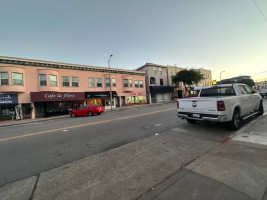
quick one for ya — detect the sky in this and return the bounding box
[0,0,267,82]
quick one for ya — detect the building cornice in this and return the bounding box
[0,56,145,76]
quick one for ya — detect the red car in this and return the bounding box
[70,104,104,118]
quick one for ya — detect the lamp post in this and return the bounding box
[220,71,225,84]
[108,54,113,110]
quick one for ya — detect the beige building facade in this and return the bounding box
[0,56,146,121]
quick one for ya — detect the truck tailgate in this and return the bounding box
[178,98,218,114]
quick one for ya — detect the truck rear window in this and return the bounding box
[200,86,236,97]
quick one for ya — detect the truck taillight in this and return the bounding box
[217,101,225,111]
[177,101,179,109]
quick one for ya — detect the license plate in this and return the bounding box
[192,114,200,118]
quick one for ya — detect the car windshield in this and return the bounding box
[200,86,236,97]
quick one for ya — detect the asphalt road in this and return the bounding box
[0,101,266,186]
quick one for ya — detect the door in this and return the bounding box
[121,96,125,106]
[115,97,120,107]
[244,85,259,111]
[238,85,253,116]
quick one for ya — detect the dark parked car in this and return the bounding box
[70,105,104,117]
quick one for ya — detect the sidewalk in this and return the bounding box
[139,113,267,200]
[0,108,267,200]
[0,101,174,128]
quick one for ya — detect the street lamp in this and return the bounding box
[108,54,113,110]
[220,71,225,84]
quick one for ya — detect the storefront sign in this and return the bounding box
[31,92,85,102]
[85,91,117,98]
[128,93,146,96]
[0,94,18,106]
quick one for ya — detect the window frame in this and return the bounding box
[0,72,9,86]
[139,80,144,88]
[112,78,116,87]
[61,76,70,87]
[71,77,79,87]
[96,78,103,88]
[105,78,110,87]
[129,79,132,87]
[38,74,47,86]
[12,72,24,86]
[134,80,139,88]
[160,79,163,86]
[88,77,95,88]
[154,67,157,74]
[49,74,58,87]
[123,79,129,87]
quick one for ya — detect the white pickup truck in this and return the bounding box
[177,84,264,130]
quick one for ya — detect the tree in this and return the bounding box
[172,69,204,91]
[239,78,255,87]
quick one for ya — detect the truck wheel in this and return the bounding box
[186,118,196,123]
[257,101,264,115]
[229,110,240,130]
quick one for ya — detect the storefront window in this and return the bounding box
[96,78,102,87]
[12,72,23,86]
[123,79,128,87]
[71,77,79,87]
[88,78,95,87]
[126,96,134,104]
[112,78,116,87]
[62,76,70,87]
[22,104,32,118]
[135,96,146,103]
[139,80,144,88]
[105,78,110,87]
[49,75,57,86]
[0,72,9,85]
[135,80,139,88]
[39,74,47,86]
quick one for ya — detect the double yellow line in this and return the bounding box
[0,108,176,143]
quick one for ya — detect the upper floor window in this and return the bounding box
[12,72,23,86]
[88,78,95,87]
[105,78,110,87]
[123,79,128,87]
[38,74,47,86]
[150,77,156,85]
[96,78,102,87]
[139,80,144,88]
[71,77,79,87]
[129,79,132,87]
[135,80,139,88]
[0,72,9,86]
[171,70,176,76]
[62,76,70,87]
[154,67,157,74]
[112,78,116,87]
[49,75,57,87]
[159,68,162,75]
[160,79,164,86]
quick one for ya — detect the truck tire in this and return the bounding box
[228,109,241,130]
[257,101,264,115]
[186,118,196,123]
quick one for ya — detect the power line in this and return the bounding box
[252,0,267,23]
